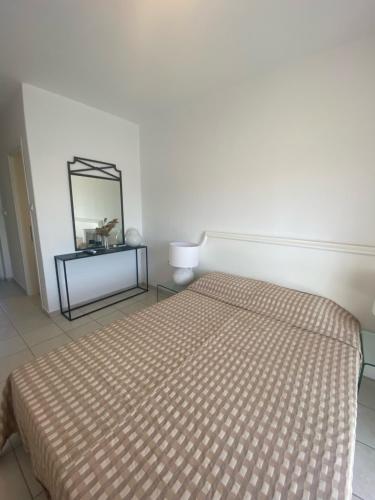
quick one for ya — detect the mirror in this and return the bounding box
[68,157,125,250]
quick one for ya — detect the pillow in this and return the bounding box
[189,272,360,349]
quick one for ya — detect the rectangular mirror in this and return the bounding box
[68,157,125,250]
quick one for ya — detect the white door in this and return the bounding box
[9,151,40,295]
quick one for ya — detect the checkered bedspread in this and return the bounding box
[0,273,361,499]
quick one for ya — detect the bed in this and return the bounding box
[0,272,361,499]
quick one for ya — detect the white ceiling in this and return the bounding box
[1,0,375,121]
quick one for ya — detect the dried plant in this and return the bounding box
[95,218,119,237]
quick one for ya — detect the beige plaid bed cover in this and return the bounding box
[0,273,361,499]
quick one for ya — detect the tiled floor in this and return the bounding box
[0,280,374,499]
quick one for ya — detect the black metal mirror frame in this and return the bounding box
[68,156,125,251]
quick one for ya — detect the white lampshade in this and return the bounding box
[169,241,200,268]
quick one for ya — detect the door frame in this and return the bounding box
[8,145,41,295]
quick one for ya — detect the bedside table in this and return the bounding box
[156,281,188,302]
[359,330,375,387]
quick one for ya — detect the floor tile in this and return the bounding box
[353,442,375,500]
[0,336,27,358]
[0,449,31,499]
[67,321,101,341]
[89,306,118,320]
[356,404,375,449]
[110,290,152,311]
[11,313,53,335]
[14,446,44,497]
[52,314,92,331]
[0,298,41,317]
[47,309,62,319]
[156,289,175,302]
[20,323,64,347]
[65,294,140,319]
[0,350,34,380]
[96,310,126,326]
[0,280,25,299]
[30,334,71,357]
[0,323,19,341]
[29,294,42,306]
[143,289,157,301]
[119,300,150,315]
[0,310,12,325]
[359,377,375,411]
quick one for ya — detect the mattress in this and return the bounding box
[0,272,361,499]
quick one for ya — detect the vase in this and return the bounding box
[125,228,142,247]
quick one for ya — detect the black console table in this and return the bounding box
[54,245,148,321]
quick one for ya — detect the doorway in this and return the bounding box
[8,149,40,296]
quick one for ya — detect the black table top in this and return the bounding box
[55,245,147,261]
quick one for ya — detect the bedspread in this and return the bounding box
[0,272,361,499]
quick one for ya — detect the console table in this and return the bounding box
[54,245,148,320]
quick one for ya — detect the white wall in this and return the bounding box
[22,84,142,313]
[140,36,375,291]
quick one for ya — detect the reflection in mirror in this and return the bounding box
[68,158,124,250]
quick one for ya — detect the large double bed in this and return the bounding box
[0,272,361,499]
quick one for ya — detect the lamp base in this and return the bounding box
[172,268,194,286]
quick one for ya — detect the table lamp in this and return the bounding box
[169,241,200,285]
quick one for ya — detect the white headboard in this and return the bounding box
[199,231,375,331]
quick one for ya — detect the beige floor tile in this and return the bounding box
[353,442,375,500]
[0,311,12,325]
[20,323,64,347]
[117,300,149,315]
[0,336,27,358]
[30,334,71,357]
[143,288,157,299]
[89,306,118,320]
[11,313,53,335]
[52,314,92,331]
[67,321,101,341]
[47,309,62,319]
[110,290,153,311]
[359,377,375,412]
[14,446,44,497]
[0,449,31,499]
[131,290,155,302]
[0,280,25,299]
[0,323,19,341]
[29,294,42,306]
[1,299,41,317]
[357,404,375,449]
[156,289,174,302]
[65,296,129,319]
[96,310,126,327]
[0,350,34,380]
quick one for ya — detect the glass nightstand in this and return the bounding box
[359,330,375,387]
[156,281,188,302]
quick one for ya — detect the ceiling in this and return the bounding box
[1,0,375,121]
